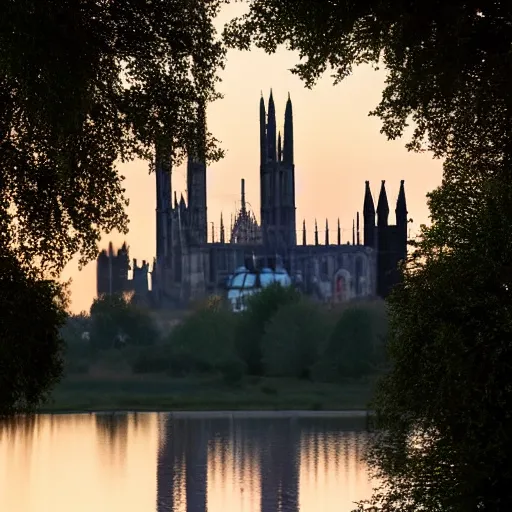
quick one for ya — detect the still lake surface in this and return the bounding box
[0,412,373,512]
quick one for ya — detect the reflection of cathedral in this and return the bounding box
[154,414,370,512]
[97,91,408,307]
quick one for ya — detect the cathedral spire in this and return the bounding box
[302,220,307,246]
[277,131,282,162]
[314,219,319,246]
[396,179,407,226]
[220,213,225,243]
[267,89,277,162]
[337,218,341,245]
[377,180,390,226]
[241,178,246,214]
[363,181,376,248]
[356,212,360,245]
[283,93,294,165]
[325,218,329,246]
[211,222,215,243]
[260,93,267,166]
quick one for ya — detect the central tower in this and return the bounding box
[260,90,297,253]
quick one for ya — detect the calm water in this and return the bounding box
[0,412,373,512]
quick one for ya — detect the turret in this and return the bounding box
[277,131,282,162]
[325,219,329,246]
[337,218,341,245]
[314,219,319,246]
[363,181,376,248]
[302,220,307,246]
[352,219,355,245]
[377,180,389,227]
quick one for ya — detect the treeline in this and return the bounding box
[62,286,389,384]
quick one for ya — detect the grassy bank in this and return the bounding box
[42,373,377,413]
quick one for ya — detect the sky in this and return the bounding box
[62,3,443,314]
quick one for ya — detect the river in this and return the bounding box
[0,412,373,512]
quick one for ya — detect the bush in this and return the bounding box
[235,283,302,375]
[312,300,388,382]
[89,294,159,350]
[261,299,332,379]
[167,306,240,375]
[131,345,172,374]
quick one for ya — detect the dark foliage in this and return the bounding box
[0,251,66,415]
[235,283,302,375]
[89,293,159,350]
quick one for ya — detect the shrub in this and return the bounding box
[167,306,240,375]
[89,294,159,350]
[235,283,301,375]
[261,299,331,379]
[312,300,388,382]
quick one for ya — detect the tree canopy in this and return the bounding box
[224,1,512,169]
[1,0,226,272]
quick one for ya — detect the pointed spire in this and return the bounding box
[220,213,225,243]
[267,89,277,162]
[211,222,215,243]
[325,218,329,246]
[337,218,341,245]
[352,219,355,245]
[277,131,282,162]
[356,212,360,245]
[283,93,294,166]
[302,219,307,246]
[314,219,319,246]
[174,191,178,209]
[363,180,375,216]
[396,179,407,225]
[179,192,186,209]
[241,178,246,213]
[377,180,389,226]
[260,93,267,165]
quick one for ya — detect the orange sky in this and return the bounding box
[62,3,443,314]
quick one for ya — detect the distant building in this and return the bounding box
[96,91,408,307]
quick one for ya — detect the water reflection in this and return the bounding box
[0,413,372,512]
[156,415,372,512]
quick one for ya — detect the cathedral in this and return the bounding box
[96,91,408,308]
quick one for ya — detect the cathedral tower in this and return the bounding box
[187,102,208,245]
[260,90,297,253]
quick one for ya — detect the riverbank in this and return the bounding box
[42,374,377,413]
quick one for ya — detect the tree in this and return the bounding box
[235,283,301,375]
[224,2,512,174]
[261,299,329,379]
[0,250,66,415]
[1,0,225,272]
[89,293,159,350]
[167,306,241,376]
[313,301,387,382]
[0,0,226,412]
[225,3,512,509]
